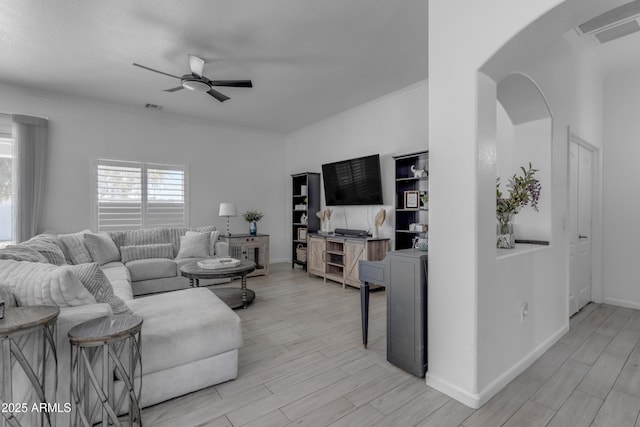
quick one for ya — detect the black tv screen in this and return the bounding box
[322,154,383,206]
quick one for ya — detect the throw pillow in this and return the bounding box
[123,227,171,246]
[176,232,210,259]
[84,232,120,265]
[67,263,131,315]
[0,260,96,307]
[58,230,93,264]
[120,243,175,263]
[0,245,48,263]
[21,235,67,265]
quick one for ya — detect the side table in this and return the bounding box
[0,306,60,427]
[68,315,143,427]
[220,234,269,277]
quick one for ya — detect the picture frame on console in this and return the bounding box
[404,190,419,209]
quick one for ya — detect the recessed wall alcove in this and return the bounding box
[496,72,552,244]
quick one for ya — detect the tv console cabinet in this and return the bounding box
[307,234,389,288]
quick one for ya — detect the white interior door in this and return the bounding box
[569,141,593,316]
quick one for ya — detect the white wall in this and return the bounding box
[285,81,428,248]
[429,0,608,408]
[479,34,605,402]
[0,83,290,261]
[603,67,640,309]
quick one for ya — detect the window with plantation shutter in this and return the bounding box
[146,164,186,227]
[95,159,187,231]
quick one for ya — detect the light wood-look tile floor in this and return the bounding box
[141,263,640,426]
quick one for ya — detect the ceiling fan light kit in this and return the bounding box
[133,54,252,102]
[182,79,210,92]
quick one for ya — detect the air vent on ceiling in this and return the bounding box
[578,0,640,44]
[594,20,640,43]
[144,103,163,110]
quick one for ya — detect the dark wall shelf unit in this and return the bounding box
[394,151,429,250]
[292,173,321,269]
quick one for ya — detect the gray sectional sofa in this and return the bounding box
[0,225,243,424]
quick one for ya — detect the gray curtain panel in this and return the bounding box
[12,114,48,243]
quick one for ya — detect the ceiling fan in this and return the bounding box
[132,54,252,102]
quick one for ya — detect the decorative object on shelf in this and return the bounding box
[298,228,307,241]
[243,210,264,236]
[219,202,237,236]
[324,209,332,233]
[411,165,428,178]
[300,213,308,225]
[294,204,306,210]
[413,237,428,251]
[296,244,307,262]
[409,223,428,232]
[316,209,333,233]
[421,193,428,208]
[496,163,541,249]
[301,185,308,196]
[404,190,419,209]
[372,208,386,238]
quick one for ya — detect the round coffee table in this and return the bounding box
[180,260,256,309]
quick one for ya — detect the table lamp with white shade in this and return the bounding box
[219,202,237,236]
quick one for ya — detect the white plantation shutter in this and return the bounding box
[96,160,143,231]
[146,164,186,227]
[96,160,187,231]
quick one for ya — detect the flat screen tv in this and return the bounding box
[322,154,383,206]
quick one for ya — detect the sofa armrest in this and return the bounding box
[215,241,229,257]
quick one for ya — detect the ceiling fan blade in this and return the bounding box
[211,80,253,88]
[207,88,230,102]
[189,54,205,77]
[164,86,184,92]
[132,63,182,80]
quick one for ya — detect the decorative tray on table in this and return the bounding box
[197,257,241,270]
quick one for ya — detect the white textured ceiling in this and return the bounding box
[0,0,428,133]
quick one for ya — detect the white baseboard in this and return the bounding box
[603,297,640,310]
[425,374,481,409]
[475,324,568,407]
[270,258,290,264]
[427,323,569,409]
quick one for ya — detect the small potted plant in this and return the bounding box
[496,163,541,248]
[243,210,264,236]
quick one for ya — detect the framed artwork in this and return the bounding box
[298,227,307,241]
[404,190,419,209]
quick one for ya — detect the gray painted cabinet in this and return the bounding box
[360,248,428,377]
